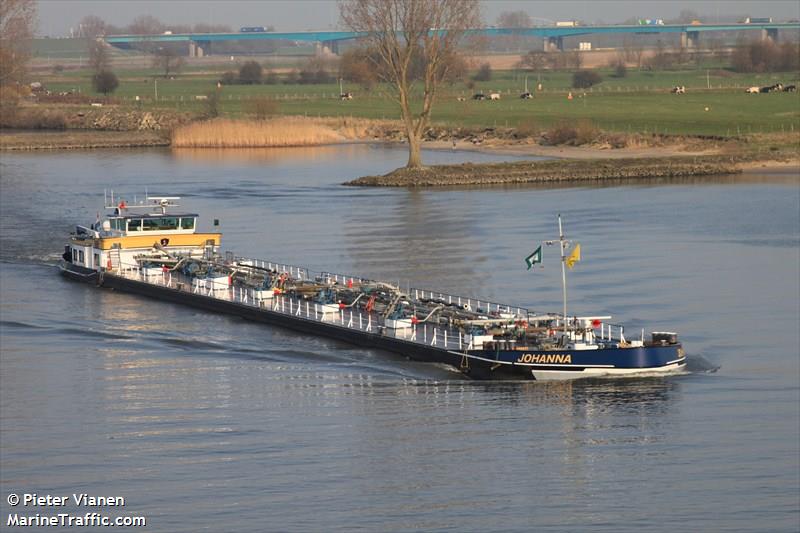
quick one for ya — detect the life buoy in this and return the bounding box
[106,258,112,270]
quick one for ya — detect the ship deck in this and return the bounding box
[110,255,532,356]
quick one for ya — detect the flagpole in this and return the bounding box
[558,214,568,339]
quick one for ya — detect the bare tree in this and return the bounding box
[88,39,111,73]
[670,9,700,24]
[0,0,36,85]
[152,46,185,77]
[339,0,480,169]
[193,23,232,33]
[78,15,106,37]
[566,50,583,70]
[496,10,531,28]
[339,47,378,90]
[496,10,531,51]
[517,51,548,73]
[621,37,644,69]
[128,14,163,35]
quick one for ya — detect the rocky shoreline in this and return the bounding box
[344,157,743,187]
[0,130,169,150]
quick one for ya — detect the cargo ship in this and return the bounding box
[60,194,686,380]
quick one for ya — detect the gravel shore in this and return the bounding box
[344,156,743,187]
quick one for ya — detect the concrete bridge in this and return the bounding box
[104,22,800,57]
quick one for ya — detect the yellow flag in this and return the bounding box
[566,243,581,269]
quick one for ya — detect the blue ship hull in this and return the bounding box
[465,344,685,379]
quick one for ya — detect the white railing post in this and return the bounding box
[431,328,437,346]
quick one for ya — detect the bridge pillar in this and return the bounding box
[322,40,340,54]
[189,41,205,58]
[761,28,779,42]
[680,31,699,49]
[543,36,563,52]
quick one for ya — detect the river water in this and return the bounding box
[1,145,798,532]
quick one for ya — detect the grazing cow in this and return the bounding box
[472,93,486,100]
[670,86,686,94]
[520,92,532,99]
[746,86,760,94]
[488,92,501,100]
[456,96,466,101]
[340,92,353,100]
[759,84,782,93]
[784,85,797,92]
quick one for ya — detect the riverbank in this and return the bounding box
[2,112,797,187]
[0,129,169,150]
[344,156,749,187]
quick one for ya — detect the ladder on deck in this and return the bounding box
[109,246,122,272]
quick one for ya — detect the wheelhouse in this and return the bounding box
[64,195,220,272]
[106,214,198,234]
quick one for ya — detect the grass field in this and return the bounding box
[33,64,800,137]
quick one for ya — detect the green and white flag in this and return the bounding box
[525,245,542,270]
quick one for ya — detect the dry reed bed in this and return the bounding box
[171,117,394,148]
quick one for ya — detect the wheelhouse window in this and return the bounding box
[180,217,195,230]
[142,217,179,231]
[110,218,124,231]
[127,219,142,231]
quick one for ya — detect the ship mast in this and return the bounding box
[558,214,569,338]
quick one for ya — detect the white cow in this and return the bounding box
[488,92,501,100]
[745,86,760,94]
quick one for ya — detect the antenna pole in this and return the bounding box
[558,214,568,338]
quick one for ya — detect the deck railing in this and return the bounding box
[111,258,508,353]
